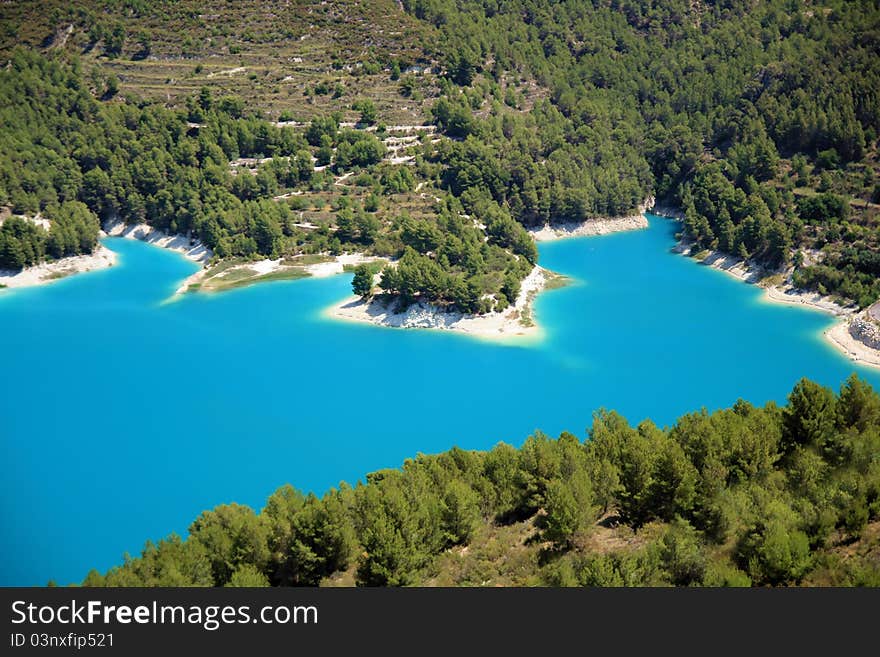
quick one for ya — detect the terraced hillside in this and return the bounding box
[2,0,878,319]
[0,0,437,123]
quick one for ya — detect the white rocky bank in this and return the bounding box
[673,231,880,370]
[326,265,550,339]
[326,207,664,340]
[0,244,117,288]
[0,217,214,290]
[850,314,880,351]
[104,218,213,264]
[529,199,655,241]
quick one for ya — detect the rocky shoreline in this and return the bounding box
[529,200,655,241]
[325,265,552,340]
[104,218,213,264]
[850,314,880,351]
[0,244,117,289]
[8,203,877,366]
[326,206,659,340]
[0,217,212,291]
[175,252,383,296]
[673,234,880,370]
[529,213,648,241]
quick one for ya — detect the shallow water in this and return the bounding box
[1,214,877,585]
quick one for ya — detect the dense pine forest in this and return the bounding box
[403,0,880,306]
[1,0,878,309]
[79,376,880,587]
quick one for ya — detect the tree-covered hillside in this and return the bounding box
[0,0,434,122]
[0,51,534,312]
[2,0,878,310]
[402,0,880,306]
[80,376,880,587]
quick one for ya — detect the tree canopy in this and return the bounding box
[3,0,878,307]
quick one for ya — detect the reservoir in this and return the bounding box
[1,214,877,585]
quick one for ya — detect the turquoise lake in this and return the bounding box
[2,214,878,585]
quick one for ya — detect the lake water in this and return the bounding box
[2,214,878,585]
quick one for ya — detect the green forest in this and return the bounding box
[0,50,534,312]
[2,0,878,310]
[403,0,880,306]
[80,376,880,587]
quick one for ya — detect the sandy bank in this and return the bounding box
[0,244,117,289]
[0,213,119,290]
[325,265,551,340]
[826,318,880,369]
[680,243,853,317]
[104,218,213,264]
[304,254,377,278]
[174,252,383,295]
[674,233,880,370]
[0,217,214,291]
[529,213,648,241]
[530,200,655,242]
[327,202,660,339]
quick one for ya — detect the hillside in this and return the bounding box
[1,0,878,313]
[80,375,880,587]
[1,0,436,123]
[397,0,880,305]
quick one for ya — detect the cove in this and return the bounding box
[1,213,878,586]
